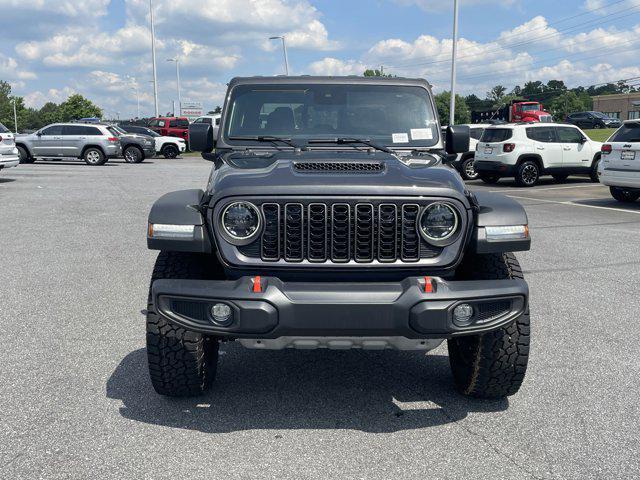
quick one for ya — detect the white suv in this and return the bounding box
[598,120,640,203]
[450,123,491,180]
[0,122,19,173]
[474,123,602,187]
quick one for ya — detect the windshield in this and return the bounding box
[0,122,9,133]
[143,128,160,137]
[224,83,438,148]
[610,123,640,142]
[590,111,609,119]
[520,104,540,112]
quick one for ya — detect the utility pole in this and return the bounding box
[149,0,159,117]
[449,0,459,126]
[167,57,181,115]
[380,65,384,76]
[269,36,289,75]
[11,98,18,133]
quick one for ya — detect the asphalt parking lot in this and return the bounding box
[1,157,639,479]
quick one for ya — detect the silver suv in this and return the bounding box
[16,123,122,166]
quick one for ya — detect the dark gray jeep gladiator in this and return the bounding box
[146,76,531,399]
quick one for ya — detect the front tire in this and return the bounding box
[590,156,601,183]
[123,145,144,163]
[610,186,640,203]
[460,156,480,180]
[83,147,107,166]
[448,253,530,399]
[162,144,179,159]
[146,251,220,397]
[515,160,539,187]
[17,145,35,164]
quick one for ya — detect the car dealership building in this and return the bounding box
[592,92,640,121]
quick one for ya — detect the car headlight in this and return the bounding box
[419,202,459,245]
[220,201,261,244]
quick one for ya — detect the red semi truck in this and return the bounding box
[472,100,553,124]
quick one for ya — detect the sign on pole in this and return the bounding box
[180,101,204,120]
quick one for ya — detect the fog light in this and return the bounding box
[453,303,474,326]
[211,303,233,326]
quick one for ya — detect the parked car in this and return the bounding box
[119,125,187,158]
[566,111,621,130]
[598,120,640,202]
[0,122,20,173]
[474,123,602,186]
[15,123,121,166]
[148,117,190,143]
[448,123,491,180]
[144,75,532,400]
[193,114,221,140]
[109,125,156,163]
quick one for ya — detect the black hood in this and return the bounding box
[206,150,470,206]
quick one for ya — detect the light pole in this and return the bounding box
[269,35,289,75]
[167,57,181,115]
[149,0,159,117]
[10,98,18,133]
[449,0,459,126]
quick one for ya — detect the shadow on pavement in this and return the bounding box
[0,177,16,183]
[572,198,640,212]
[467,176,593,188]
[106,344,507,434]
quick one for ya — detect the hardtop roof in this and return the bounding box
[228,75,432,88]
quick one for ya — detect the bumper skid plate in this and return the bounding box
[152,276,528,342]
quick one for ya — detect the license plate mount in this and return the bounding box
[621,150,636,160]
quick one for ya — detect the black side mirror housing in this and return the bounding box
[445,125,470,154]
[189,122,215,153]
[580,136,587,144]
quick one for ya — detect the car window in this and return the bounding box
[158,120,166,127]
[469,128,484,140]
[215,118,221,126]
[556,127,583,143]
[526,127,556,143]
[172,119,189,128]
[609,123,640,142]
[193,118,202,123]
[0,122,9,133]
[203,118,213,125]
[41,125,64,135]
[480,128,512,142]
[148,119,159,127]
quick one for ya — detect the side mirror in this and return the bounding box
[580,136,587,144]
[189,122,215,153]
[36,131,42,137]
[445,125,470,154]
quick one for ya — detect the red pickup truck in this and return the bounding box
[148,117,190,143]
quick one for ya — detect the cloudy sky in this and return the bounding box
[1,0,639,118]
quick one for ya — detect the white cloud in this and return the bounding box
[0,53,36,81]
[2,0,110,17]
[24,86,76,108]
[394,0,517,12]
[306,58,366,76]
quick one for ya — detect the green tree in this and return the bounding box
[363,68,393,77]
[59,94,102,121]
[487,85,507,102]
[548,91,591,120]
[434,91,470,125]
[522,81,545,97]
[546,80,567,92]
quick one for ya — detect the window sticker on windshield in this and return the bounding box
[410,128,433,140]
[392,133,409,143]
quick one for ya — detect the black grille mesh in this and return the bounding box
[476,301,511,323]
[294,162,385,173]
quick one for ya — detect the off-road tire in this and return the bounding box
[610,186,640,203]
[83,147,107,166]
[461,156,479,180]
[162,144,179,159]
[146,251,220,397]
[448,253,530,399]
[123,145,144,163]
[515,160,539,187]
[479,174,500,184]
[17,145,35,164]
[552,174,568,183]
[590,156,601,183]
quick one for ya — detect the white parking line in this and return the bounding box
[506,194,640,215]
[490,184,603,193]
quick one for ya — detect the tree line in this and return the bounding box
[0,80,102,132]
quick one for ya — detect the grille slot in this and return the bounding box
[294,162,384,173]
[245,200,449,264]
[284,203,304,261]
[476,301,511,323]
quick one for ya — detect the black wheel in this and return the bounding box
[610,186,640,203]
[460,156,480,180]
[123,145,144,163]
[594,123,603,129]
[17,145,34,164]
[147,251,221,397]
[162,144,179,159]
[479,174,500,184]
[515,160,539,187]
[83,147,106,166]
[448,253,530,399]
[552,174,568,183]
[590,156,600,183]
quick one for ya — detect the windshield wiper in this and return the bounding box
[228,135,300,149]
[307,137,394,154]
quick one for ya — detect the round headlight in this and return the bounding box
[221,202,261,242]
[419,202,459,244]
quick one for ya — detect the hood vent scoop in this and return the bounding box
[293,161,385,174]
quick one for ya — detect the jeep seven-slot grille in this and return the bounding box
[257,201,442,263]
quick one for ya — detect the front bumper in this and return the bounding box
[152,276,528,343]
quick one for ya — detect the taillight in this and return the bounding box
[108,137,119,142]
[503,143,515,152]
[601,144,612,154]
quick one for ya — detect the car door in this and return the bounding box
[556,126,590,169]
[526,126,562,169]
[33,125,63,156]
[60,125,85,157]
